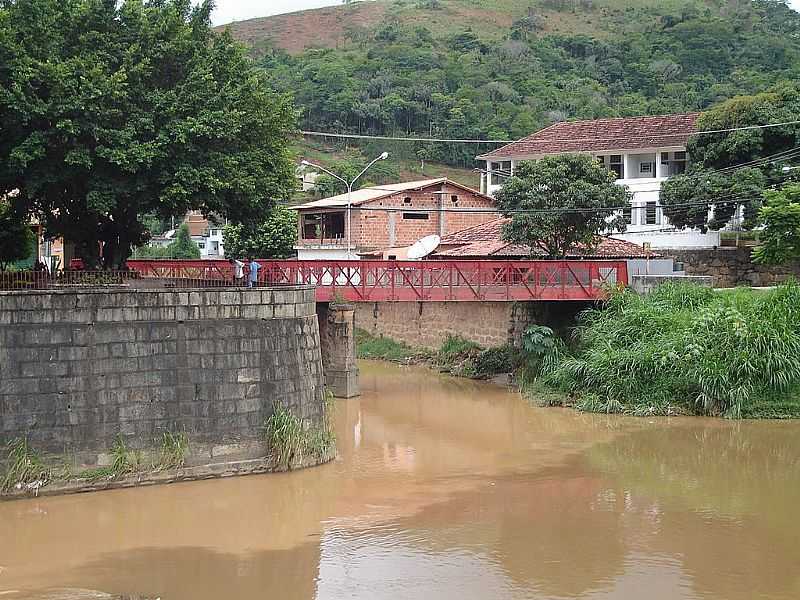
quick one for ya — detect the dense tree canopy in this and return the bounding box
[660,83,800,231]
[495,155,630,258]
[259,0,800,168]
[222,206,297,259]
[0,198,35,270]
[0,0,297,268]
[753,184,800,265]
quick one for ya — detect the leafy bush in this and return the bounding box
[473,346,517,378]
[540,281,800,418]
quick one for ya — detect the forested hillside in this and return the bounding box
[224,0,800,170]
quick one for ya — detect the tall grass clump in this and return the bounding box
[264,400,335,470]
[2,438,51,492]
[156,430,189,470]
[539,281,800,418]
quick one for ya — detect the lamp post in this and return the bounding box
[301,152,389,259]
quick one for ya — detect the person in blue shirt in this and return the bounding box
[247,257,260,288]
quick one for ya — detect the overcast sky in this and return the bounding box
[202,0,800,26]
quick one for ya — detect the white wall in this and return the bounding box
[483,148,719,249]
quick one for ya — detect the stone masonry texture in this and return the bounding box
[354,300,589,349]
[667,248,800,288]
[0,286,325,459]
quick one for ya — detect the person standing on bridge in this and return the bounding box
[247,257,261,288]
[229,257,245,286]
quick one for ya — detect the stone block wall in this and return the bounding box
[667,248,800,287]
[354,300,590,350]
[0,287,325,462]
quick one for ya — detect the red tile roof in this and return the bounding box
[478,113,700,160]
[436,218,656,259]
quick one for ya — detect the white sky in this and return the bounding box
[204,0,342,25]
[202,0,800,26]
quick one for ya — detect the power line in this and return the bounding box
[300,119,800,146]
[301,131,510,144]
[294,192,761,216]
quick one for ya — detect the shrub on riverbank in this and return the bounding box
[355,329,516,379]
[537,281,800,418]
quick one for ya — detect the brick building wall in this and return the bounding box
[667,248,800,287]
[353,184,496,250]
[0,287,326,464]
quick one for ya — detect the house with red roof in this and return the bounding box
[477,113,720,249]
[433,218,681,277]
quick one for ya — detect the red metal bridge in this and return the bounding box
[127,259,627,302]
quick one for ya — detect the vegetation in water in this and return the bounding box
[263,401,335,470]
[534,281,800,418]
[1,438,51,492]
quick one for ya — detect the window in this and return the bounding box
[403,196,412,205]
[623,206,633,225]
[672,151,687,175]
[645,202,660,225]
[402,212,429,220]
[301,212,345,240]
[197,242,206,249]
[451,195,459,205]
[639,162,653,175]
[662,151,687,176]
[490,160,511,186]
[599,155,624,179]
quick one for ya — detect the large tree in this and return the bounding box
[753,184,800,265]
[0,198,35,270]
[660,84,800,232]
[494,155,630,258]
[0,0,296,269]
[222,205,297,259]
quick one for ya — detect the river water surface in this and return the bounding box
[1,360,799,599]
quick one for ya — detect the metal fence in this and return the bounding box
[2,259,628,301]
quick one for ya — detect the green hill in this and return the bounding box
[220,0,800,188]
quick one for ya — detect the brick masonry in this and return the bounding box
[355,300,589,349]
[0,286,326,462]
[668,248,800,288]
[297,182,497,252]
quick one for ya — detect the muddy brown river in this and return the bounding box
[1,360,799,599]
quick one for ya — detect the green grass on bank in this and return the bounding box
[356,328,517,379]
[356,328,431,362]
[536,282,800,418]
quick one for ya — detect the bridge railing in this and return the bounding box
[127,259,628,301]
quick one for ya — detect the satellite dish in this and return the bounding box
[407,234,441,260]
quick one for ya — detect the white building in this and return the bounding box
[477,113,720,249]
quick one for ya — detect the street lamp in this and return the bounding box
[301,152,389,258]
[782,166,799,173]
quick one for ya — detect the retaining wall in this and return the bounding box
[354,301,589,349]
[667,248,800,287]
[0,286,326,466]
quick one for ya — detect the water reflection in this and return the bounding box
[1,361,798,600]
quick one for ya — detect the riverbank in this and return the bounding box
[357,281,800,419]
[1,402,336,501]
